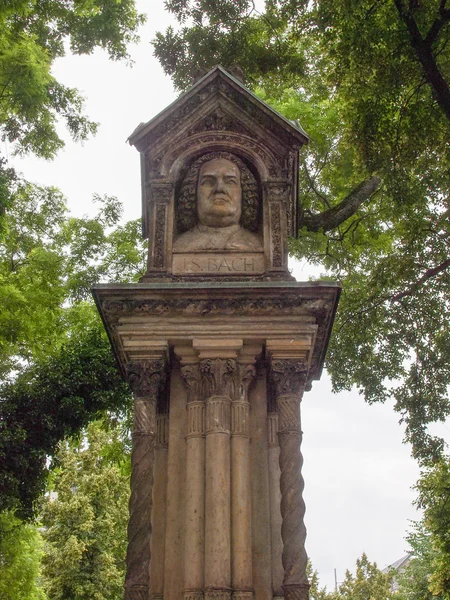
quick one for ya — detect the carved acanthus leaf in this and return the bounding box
[127,360,166,398]
[199,357,237,399]
[270,359,308,397]
[238,363,256,402]
[181,364,201,402]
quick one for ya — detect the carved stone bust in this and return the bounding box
[173,156,262,253]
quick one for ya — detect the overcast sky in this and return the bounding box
[9,0,449,591]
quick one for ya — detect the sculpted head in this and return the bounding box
[196,158,242,228]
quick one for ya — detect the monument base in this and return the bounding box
[93,281,340,600]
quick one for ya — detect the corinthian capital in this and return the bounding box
[269,359,308,398]
[181,364,201,402]
[127,359,166,398]
[238,363,256,402]
[200,357,237,399]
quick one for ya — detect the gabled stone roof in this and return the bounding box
[128,65,308,149]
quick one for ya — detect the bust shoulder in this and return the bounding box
[226,228,262,252]
[173,226,201,253]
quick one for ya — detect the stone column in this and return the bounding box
[267,408,284,600]
[194,339,243,600]
[231,348,258,600]
[149,410,169,600]
[267,342,310,600]
[125,350,167,600]
[179,346,205,600]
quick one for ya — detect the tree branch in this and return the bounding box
[393,0,450,121]
[391,258,450,301]
[425,0,450,45]
[302,162,333,208]
[300,176,381,232]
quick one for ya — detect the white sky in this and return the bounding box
[8,0,449,591]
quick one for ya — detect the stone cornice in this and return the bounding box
[92,282,340,388]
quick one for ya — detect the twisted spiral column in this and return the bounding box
[267,410,284,599]
[125,357,167,600]
[268,354,310,600]
[150,412,169,600]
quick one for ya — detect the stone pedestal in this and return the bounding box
[94,65,341,600]
[93,282,340,600]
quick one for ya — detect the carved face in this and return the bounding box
[197,158,242,227]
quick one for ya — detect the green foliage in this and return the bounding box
[41,420,130,600]
[308,555,395,600]
[0,183,145,376]
[154,1,307,92]
[154,0,450,464]
[0,510,46,600]
[414,460,450,597]
[0,185,144,518]
[337,554,394,600]
[392,460,450,600]
[0,0,145,159]
[395,527,436,600]
[308,562,338,600]
[0,320,132,519]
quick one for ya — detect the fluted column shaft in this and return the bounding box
[125,357,167,600]
[181,362,205,600]
[269,354,310,600]
[205,392,232,598]
[193,340,243,600]
[231,362,256,600]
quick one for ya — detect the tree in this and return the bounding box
[0,0,144,225]
[0,181,145,376]
[308,562,339,600]
[41,420,130,600]
[413,460,450,597]
[0,186,143,518]
[0,0,144,161]
[0,511,46,600]
[308,555,395,600]
[0,320,133,518]
[153,0,450,463]
[395,525,436,600]
[336,554,394,600]
[0,0,145,523]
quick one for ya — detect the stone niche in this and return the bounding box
[128,65,308,281]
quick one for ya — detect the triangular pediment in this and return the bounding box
[128,65,308,152]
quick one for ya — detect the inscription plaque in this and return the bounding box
[172,253,264,275]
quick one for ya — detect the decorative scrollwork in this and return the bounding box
[232,592,254,600]
[183,592,204,600]
[125,422,157,598]
[270,360,308,398]
[204,590,232,600]
[153,203,167,269]
[181,364,201,402]
[124,358,166,598]
[127,360,166,398]
[238,363,256,402]
[270,203,283,268]
[199,358,237,399]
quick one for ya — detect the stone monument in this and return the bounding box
[93,66,340,600]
